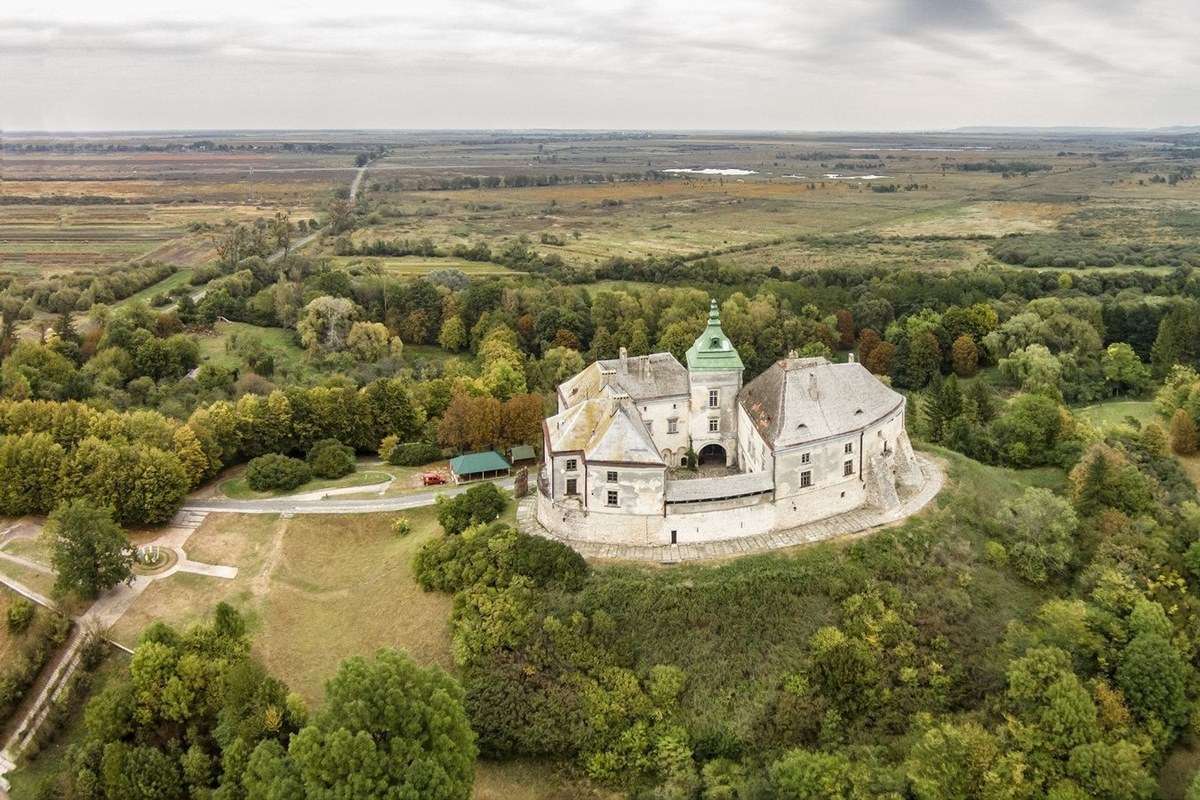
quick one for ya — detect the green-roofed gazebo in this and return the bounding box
[449,451,511,484]
[686,298,744,371]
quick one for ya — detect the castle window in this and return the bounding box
[711,337,720,348]
[667,418,678,434]
[800,470,812,488]
[606,490,619,507]
[709,418,720,433]
[645,420,653,433]
[800,452,810,464]
[843,459,854,476]
[844,442,854,454]
[708,389,719,408]
[606,470,618,483]
[566,478,578,495]
[565,458,577,471]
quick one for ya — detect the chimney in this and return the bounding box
[808,372,819,400]
[848,352,856,363]
[619,346,628,362]
[787,349,798,359]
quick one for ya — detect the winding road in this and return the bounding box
[181,476,516,516]
[183,161,370,305]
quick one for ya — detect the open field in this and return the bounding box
[331,254,520,276]
[8,130,1200,284]
[107,508,455,704]
[0,203,316,274]
[1074,399,1158,430]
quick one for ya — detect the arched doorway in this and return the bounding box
[698,443,726,467]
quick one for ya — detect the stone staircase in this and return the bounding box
[0,625,92,791]
[169,509,208,530]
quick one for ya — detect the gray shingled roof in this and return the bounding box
[545,396,665,466]
[739,357,903,449]
[665,471,773,502]
[559,352,688,407]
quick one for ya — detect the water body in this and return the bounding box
[662,168,758,176]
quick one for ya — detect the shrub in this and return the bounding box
[387,441,443,467]
[245,454,311,492]
[435,483,508,535]
[306,438,356,479]
[6,597,35,634]
[391,517,413,537]
[378,434,399,462]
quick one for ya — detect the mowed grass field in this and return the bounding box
[101,501,575,799]
[107,508,457,704]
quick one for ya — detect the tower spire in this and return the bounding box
[686,297,743,371]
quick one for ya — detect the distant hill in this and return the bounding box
[953,125,1200,135]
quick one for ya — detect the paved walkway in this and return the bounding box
[182,476,515,515]
[0,511,241,788]
[517,455,945,564]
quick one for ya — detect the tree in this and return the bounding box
[297,296,359,354]
[923,376,963,443]
[247,649,476,800]
[438,394,502,453]
[0,431,65,515]
[438,316,468,352]
[436,483,508,535]
[991,393,1068,468]
[864,340,895,376]
[346,321,398,362]
[1171,408,1198,455]
[1000,488,1077,584]
[1116,632,1190,729]
[905,721,1011,800]
[769,748,853,800]
[951,334,979,378]
[46,499,134,599]
[1101,343,1151,396]
[834,309,855,350]
[270,211,291,257]
[306,439,355,479]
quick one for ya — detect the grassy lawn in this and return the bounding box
[107,507,455,707]
[195,320,309,378]
[114,267,195,308]
[1074,398,1157,430]
[0,557,59,601]
[219,467,393,499]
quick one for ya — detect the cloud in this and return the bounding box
[1,0,1197,130]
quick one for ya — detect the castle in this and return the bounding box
[536,300,930,547]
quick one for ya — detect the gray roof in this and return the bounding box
[739,357,903,449]
[559,352,688,407]
[545,396,665,466]
[665,471,773,503]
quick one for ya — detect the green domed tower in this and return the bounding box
[686,299,743,467]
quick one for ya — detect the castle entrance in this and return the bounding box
[697,443,727,467]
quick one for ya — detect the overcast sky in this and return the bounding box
[3,0,1198,132]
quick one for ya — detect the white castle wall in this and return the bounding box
[633,396,690,466]
[536,408,916,548]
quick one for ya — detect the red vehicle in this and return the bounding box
[422,472,448,487]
